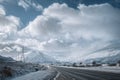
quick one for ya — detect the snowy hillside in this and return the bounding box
[25,51,56,63]
[0,43,56,63]
[84,42,120,64]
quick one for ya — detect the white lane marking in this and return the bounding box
[54,71,61,80]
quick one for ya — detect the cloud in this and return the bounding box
[0,15,20,33]
[0,0,11,3]
[18,0,29,10]
[20,3,120,41]
[19,15,61,40]
[0,5,6,15]
[0,6,20,41]
[32,2,43,11]
[18,0,43,11]
[0,0,4,3]
[44,3,79,19]
[44,3,120,40]
[17,3,120,61]
[77,3,120,40]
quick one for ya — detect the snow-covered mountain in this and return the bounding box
[25,51,56,63]
[1,41,120,64]
[84,41,120,64]
[0,43,56,63]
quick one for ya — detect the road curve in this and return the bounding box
[53,67,120,80]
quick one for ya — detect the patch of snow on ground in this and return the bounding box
[12,69,55,80]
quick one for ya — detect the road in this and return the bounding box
[53,67,120,80]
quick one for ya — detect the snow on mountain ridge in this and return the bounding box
[83,42,120,63]
[0,43,57,63]
[25,51,56,63]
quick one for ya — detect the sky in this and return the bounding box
[0,0,120,61]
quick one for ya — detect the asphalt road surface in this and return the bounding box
[54,67,120,80]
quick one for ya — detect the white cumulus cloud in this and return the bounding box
[19,15,61,40]
[18,3,120,61]
[0,6,20,41]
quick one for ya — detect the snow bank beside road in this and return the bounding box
[12,69,56,80]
